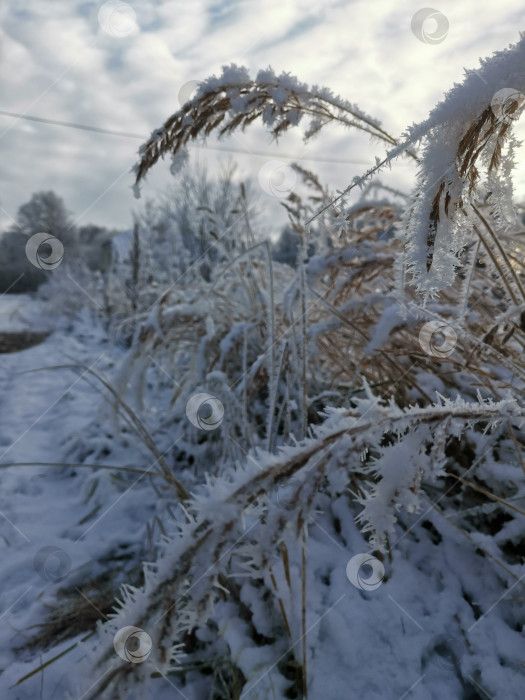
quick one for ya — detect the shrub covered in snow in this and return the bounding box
[12,35,525,700]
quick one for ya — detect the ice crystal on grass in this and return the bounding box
[401,33,525,294]
[14,33,525,700]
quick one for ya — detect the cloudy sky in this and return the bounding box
[1,0,525,232]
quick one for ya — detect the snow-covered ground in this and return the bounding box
[0,298,158,698]
[0,296,524,700]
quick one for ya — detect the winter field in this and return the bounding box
[1,5,525,700]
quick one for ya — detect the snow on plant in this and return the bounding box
[131,63,415,194]
[132,34,525,298]
[20,35,525,700]
[74,389,522,699]
[400,33,525,294]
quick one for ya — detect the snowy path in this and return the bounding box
[0,300,151,698]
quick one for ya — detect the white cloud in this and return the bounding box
[0,0,524,230]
